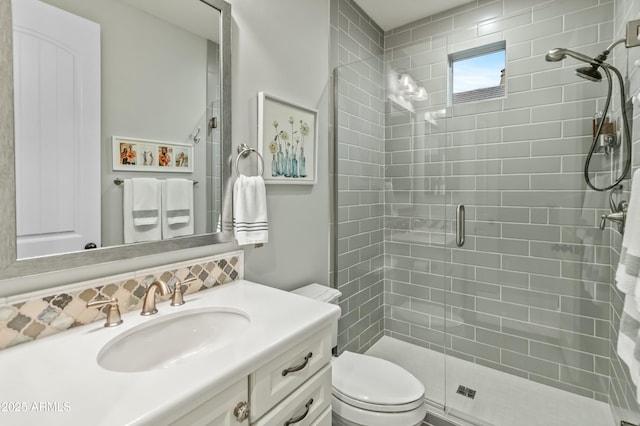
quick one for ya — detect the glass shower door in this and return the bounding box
[384,88,450,411]
[335,52,449,412]
[441,11,614,425]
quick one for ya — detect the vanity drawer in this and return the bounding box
[249,327,332,421]
[252,364,331,426]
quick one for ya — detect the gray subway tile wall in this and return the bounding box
[333,0,386,354]
[335,0,640,423]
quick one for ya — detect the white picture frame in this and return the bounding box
[112,136,193,173]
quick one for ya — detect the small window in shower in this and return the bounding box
[449,41,506,105]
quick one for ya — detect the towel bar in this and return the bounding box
[113,178,198,185]
[235,143,264,177]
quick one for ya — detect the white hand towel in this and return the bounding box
[618,299,640,388]
[123,179,161,243]
[165,178,192,224]
[617,169,640,296]
[132,178,160,226]
[233,175,268,245]
[615,168,640,402]
[161,180,194,239]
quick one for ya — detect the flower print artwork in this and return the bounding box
[258,92,317,184]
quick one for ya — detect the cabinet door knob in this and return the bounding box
[233,401,249,422]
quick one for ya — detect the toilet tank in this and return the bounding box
[291,284,341,348]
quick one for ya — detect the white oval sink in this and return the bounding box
[97,307,250,372]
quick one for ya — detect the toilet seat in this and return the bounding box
[332,387,424,412]
[331,351,425,413]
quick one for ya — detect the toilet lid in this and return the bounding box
[332,352,424,407]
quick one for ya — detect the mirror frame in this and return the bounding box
[0,0,232,280]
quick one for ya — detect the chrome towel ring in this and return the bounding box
[235,143,264,177]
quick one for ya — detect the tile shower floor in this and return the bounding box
[365,336,614,426]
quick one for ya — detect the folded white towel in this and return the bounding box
[132,178,160,226]
[161,180,194,239]
[165,178,192,224]
[123,179,161,243]
[616,168,640,402]
[233,175,268,245]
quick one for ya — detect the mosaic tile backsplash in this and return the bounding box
[0,251,242,350]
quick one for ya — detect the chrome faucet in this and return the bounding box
[141,279,172,316]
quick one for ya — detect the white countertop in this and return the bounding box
[0,280,341,425]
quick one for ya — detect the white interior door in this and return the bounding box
[12,0,101,259]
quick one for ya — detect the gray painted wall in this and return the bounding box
[230,0,331,291]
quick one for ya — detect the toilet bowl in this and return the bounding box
[291,284,427,426]
[331,351,427,426]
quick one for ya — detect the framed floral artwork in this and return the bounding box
[112,136,193,173]
[257,92,318,184]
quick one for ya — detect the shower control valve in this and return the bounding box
[599,200,627,233]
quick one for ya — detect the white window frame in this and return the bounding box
[448,41,506,105]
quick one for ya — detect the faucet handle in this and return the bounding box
[87,298,123,327]
[170,278,198,306]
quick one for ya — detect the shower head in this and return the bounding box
[575,65,603,82]
[544,48,597,65]
[545,47,611,83]
[544,48,568,62]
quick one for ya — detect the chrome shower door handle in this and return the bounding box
[456,204,465,247]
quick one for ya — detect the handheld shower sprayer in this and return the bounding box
[544,38,632,192]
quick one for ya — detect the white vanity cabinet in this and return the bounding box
[0,281,341,426]
[171,326,333,426]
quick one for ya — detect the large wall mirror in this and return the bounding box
[0,0,232,281]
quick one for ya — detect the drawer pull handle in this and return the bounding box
[283,398,313,426]
[282,352,313,376]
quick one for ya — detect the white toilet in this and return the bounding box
[291,284,427,426]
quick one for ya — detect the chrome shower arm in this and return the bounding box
[605,38,627,54]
